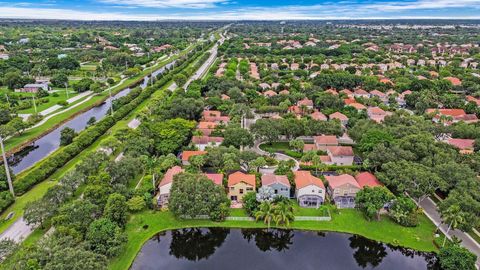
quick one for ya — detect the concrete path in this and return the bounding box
[250,140,300,174]
[420,197,480,268]
[0,217,33,243]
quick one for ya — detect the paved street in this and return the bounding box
[250,140,300,174]
[420,197,480,268]
[0,217,33,243]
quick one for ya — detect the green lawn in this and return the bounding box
[80,63,98,71]
[109,209,438,270]
[17,90,79,114]
[229,208,248,217]
[292,202,330,217]
[259,142,291,152]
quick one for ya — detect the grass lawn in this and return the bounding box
[229,208,248,217]
[292,202,330,217]
[80,63,98,71]
[259,142,291,152]
[109,209,438,270]
[17,91,79,114]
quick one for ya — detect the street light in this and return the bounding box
[32,93,37,114]
[0,135,14,197]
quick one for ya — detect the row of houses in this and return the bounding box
[157,166,382,209]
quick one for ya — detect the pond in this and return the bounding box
[131,228,439,270]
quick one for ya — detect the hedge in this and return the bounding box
[10,47,209,198]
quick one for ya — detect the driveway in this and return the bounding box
[420,197,480,268]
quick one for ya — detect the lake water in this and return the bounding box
[131,228,439,270]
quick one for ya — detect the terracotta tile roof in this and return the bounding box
[198,121,218,129]
[310,110,327,121]
[314,135,338,145]
[297,98,314,107]
[204,173,224,185]
[261,174,291,187]
[425,108,466,117]
[228,171,256,187]
[444,76,462,86]
[349,103,367,110]
[264,90,278,97]
[294,171,325,189]
[344,98,356,105]
[370,90,386,98]
[203,110,221,118]
[279,90,290,95]
[159,166,184,187]
[329,112,349,121]
[340,89,353,95]
[192,136,224,144]
[221,94,230,100]
[367,106,386,115]
[325,174,360,190]
[355,172,383,188]
[354,89,369,95]
[446,138,475,150]
[319,155,332,163]
[327,146,354,157]
[303,144,317,152]
[181,151,207,161]
[325,89,338,95]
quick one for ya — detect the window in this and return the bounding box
[239,189,244,194]
[246,187,253,191]
[230,187,235,190]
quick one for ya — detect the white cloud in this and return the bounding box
[98,0,228,9]
[0,0,480,21]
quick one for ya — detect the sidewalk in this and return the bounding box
[420,197,480,268]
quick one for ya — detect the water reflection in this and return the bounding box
[349,235,387,268]
[169,228,229,261]
[131,229,439,270]
[241,229,293,252]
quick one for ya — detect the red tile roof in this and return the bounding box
[349,103,367,110]
[198,121,218,129]
[261,174,291,187]
[159,166,184,187]
[444,77,462,86]
[204,173,224,185]
[310,110,327,121]
[327,146,354,157]
[425,108,466,117]
[330,112,349,121]
[294,171,325,189]
[192,136,224,144]
[228,171,256,187]
[355,172,383,188]
[181,151,207,161]
[314,135,338,145]
[325,174,360,189]
[298,98,314,107]
[446,138,475,150]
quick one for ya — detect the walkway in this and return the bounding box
[420,197,480,268]
[250,140,300,174]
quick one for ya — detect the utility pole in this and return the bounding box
[108,87,114,116]
[64,82,69,99]
[0,135,14,197]
[32,93,37,114]
[5,93,10,108]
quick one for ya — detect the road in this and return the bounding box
[420,197,480,268]
[0,217,33,243]
[183,33,225,89]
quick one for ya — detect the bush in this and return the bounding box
[0,191,14,213]
[243,192,259,217]
[126,196,146,212]
[438,245,477,270]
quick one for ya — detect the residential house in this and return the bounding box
[297,98,314,109]
[202,110,230,124]
[367,107,391,123]
[157,166,184,207]
[349,103,367,111]
[314,135,338,151]
[294,171,326,208]
[353,89,370,99]
[228,171,256,202]
[325,146,354,166]
[329,112,349,126]
[191,136,223,150]
[426,109,478,125]
[261,174,291,198]
[355,172,383,188]
[197,121,218,136]
[17,83,50,93]
[310,110,327,121]
[445,138,475,154]
[444,77,462,86]
[204,173,224,186]
[264,90,278,97]
[370,90,388,103]
[181,150,207,165]
[325,174,361,208]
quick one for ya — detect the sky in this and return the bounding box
[0,0,480,21]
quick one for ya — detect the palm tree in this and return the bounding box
[255,201,276,229]
[441,204,465,247]
[274,200,295,227]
